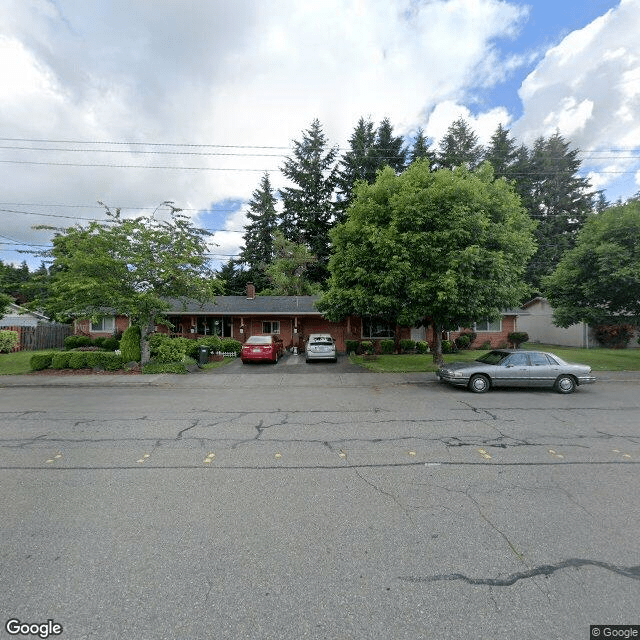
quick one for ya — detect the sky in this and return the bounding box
[1,0,639,271]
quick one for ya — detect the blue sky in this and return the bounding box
[1,0,639,270]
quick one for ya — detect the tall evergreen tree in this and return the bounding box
[437,117,483,170]
[484,124,518,180]
[525,133,594,292]
[336,117,378,215]
[279,118,339,283]
[409,127,435,167]
[374,117,407,174]
[238,172,278,290]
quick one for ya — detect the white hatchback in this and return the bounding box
[305,334,337,363]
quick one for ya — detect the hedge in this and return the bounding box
[30,352,56,371]
[142,362,188,374]
[0,330,19,353]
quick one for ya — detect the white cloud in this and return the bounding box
[513,0,640,194]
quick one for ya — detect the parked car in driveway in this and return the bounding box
[241,335,284,364]
[437,349,596,393]
[305,334,337,363]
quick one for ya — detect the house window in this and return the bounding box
[474,318,502,332]
[262,321,280,334]
[90,316,115,333]
[362,318,395,338]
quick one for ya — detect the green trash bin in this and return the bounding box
[198,346,209,366]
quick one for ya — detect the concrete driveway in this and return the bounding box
[221,350,365,374]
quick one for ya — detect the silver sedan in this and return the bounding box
[305,334,337,363]
[437,349,596,394]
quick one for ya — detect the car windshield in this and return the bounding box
[475,350,510,365]
[310,337,333,345]
[246,336,272,345]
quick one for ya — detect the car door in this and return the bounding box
[528,352,561,387]
[494,352,530,387]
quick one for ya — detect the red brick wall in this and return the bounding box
[434,315,518,349]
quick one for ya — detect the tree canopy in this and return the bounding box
[318,160,537,361]
[32,204,221,362]
[544,199,640,327]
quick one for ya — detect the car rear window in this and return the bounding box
[310,337,333,345]
[246,336,272,345]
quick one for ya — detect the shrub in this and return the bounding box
[51,352,72,369]
[30,352,56,371]
[399,339,416,353]
[441,340,455,354]
[64,335,80,350]
[97,352,123,371]
[0,330,19,353]
[360,341,374,354]
[84,351,102,368]
[455,332,477,350]
[345,340,360,354]
[415,341,429,354]
[155,339,186,363]
[68,352,88,369]
[197,335,223,353]
[148,333,172,357]
[120,325,141,362]
[220,338,242,355]
[93,337,105,348]
[479,340,492,350]
[380,339,395,354]
[508,331,529,348]
[594,324,635,348]
[102,337,120,351]
[142,361,188,374]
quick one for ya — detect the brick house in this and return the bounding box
[75,283,522,352]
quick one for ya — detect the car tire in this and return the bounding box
[555,375,576,394]
[469,374,490,393]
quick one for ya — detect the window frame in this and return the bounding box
[262,320,280,335]
[90,316,115,333]
[474,318,502,333]
[361,318,396,339]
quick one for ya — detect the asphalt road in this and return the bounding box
[1,365,639,640]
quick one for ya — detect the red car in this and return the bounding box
[241,335,284,364]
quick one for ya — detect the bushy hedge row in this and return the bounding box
[147,333,242,361]
[31,351,124,371]
[64,335,120,351]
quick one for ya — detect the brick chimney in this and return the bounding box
[246,282,256,299]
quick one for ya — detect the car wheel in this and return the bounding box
[469,374,490,393]
[555,375,576,394]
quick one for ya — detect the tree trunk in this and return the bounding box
[140,317,155,365]
[432,322,445,367]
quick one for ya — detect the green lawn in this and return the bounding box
[350,344,640,373]
[0,350,49,375]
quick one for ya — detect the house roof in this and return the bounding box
[166,295,322,316]
[0,303,52,327]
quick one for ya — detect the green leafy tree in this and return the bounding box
[436,118,483,170]
[318,162,536,363]
[263,231,319,296]
[216,258,254,295]
[0,292,13,319]
[279,118,339,283]
[544,199,640,327]
[238,172,279,290]
[31,204,221,364]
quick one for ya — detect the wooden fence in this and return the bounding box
[3,324,72,351]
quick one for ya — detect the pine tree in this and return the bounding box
[279,119,339,283]
[336,117,378,214]
[437,118,483,170]
[238,172,278,290]
[524,133,595,292]
[374,117,407,174]
[409,127,435,167]
[484,124,518,179]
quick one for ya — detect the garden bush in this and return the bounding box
[508,331,529,348]
[455,332,477,350]
[360,341,374,354]
[197,336,223,353]
[68,351,88,369]
[30,352,56,371]
[0,330,19,353]
[399,339,416,353]
[120,325,141,362]
[220,338,242,355]
[147,333,171,357]
[594,324,635,348]
[98,352,123,370]
[102,337,120,351]
[345,340,360,354]
[380,339,395,354]
[142,361,188,374]
[441,340,455,354]
[415,341,429,354]
[479,340,492,350]
[51,352,72,369]
[155,339,186,364]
